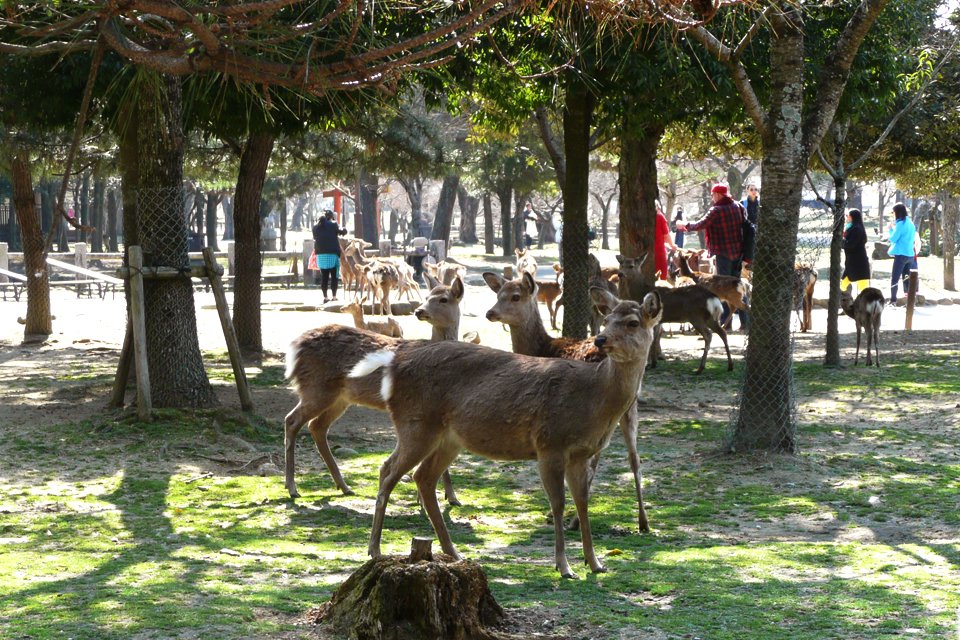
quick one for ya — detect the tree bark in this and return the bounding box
[106,188,119,251]
[358,169,379,244]
[124,73,215,408]
[401,176,425,236]
[430,174,460,245]
[205,191,219,252]
[11,152,52,339]
[944,194,957,291]
[233,132,275,355]
[483,192,495,254]
[496,185,512,257]
[618,122,664,285]
[91,177,105,252]
[457,184,479,244]
[79,173,90,244]
[560,76,595,340]
[824,169,846,367]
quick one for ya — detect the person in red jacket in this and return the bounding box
[654,206,678,280]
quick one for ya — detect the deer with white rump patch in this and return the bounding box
[350,288,663,579]
[283,276,468,503]
[840,285,884,367]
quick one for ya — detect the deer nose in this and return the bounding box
[414,309,426,319]
[594,335,607,349]
[485,309,499,321]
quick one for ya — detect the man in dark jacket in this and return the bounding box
[312,210,347,303]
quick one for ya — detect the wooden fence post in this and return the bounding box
[905,270,919,330]
[203,248,253,411]
[226,240,236,276]
[128,245,152,421]
[74,242,88,269]
[302,239,314,286]
[0,242,8,283]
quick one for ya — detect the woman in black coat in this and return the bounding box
[841,208,871,293]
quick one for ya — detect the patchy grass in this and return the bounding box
[1,346,959,640]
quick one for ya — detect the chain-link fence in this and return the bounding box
[725,204,833,451]
[137,186,190,269]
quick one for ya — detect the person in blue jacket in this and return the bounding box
[887,202,916,305]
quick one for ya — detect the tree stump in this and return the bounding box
[314,538,505,640]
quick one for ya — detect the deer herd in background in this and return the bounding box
[284,242,884,579]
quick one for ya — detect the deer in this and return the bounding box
[483,271,649,533]
[350,288,663,579]
[515,247,538,276]
[617,254,733,374]
[676,255,751,331]
[364,261,400,315]
[840,285,884,367]
[283,276,469,504]
[423,257,467,286]
[341,301,404,338]
[536,263,564,331]
[793,263,817,332]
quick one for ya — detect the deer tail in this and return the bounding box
[349,350,396,402]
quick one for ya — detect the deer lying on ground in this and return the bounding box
[351,288,663,579]
[284,276,469,504]
[793,263,817,332]
[484,271,649,533]
[515,247,538,276]
[676,256,751,331]
[536,263,564,331]
[841,285,884,367]
[341,301,404,338]
[617,254,733,374]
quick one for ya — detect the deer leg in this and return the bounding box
[441,470,461,506]
[708,318,734,371]
[307,401,352,495]
[620,400,649,532]
[854,323,862,366]
[369,438,431,558]
[873,321,881,368]
[692,322,712,374]
[566,456,606,574]
[538,454,575,579]
[284,402,307,498]
[566,454,599,532]
[413,442,463,560]
[547,299,558,331]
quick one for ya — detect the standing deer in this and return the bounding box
[840,285,884,367]
[483,271,647,533]
[283,276,468,503]
[793,264,817,332]
[351,289,663,579]
[515,247,538,276]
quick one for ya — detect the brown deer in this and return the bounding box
[515,247,538,276]
[676,256,751,331]
[423,258,466,286]
[536,263,564,331]
[840,285,884,367]
[617,254,733,374]
[793,264,817,332]
[483,271,648,533]
[283,276,469,504]
[364,261,400,315]
[341,301,404,338]
[351,288,663,579]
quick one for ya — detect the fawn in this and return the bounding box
[341,301,403,338]
[840,285,884,367]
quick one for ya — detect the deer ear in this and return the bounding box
[521,271,537,295]
[482,272,506,293]
[451,276,465,301]
[553,263,563,273]
[590,286,619,315]
[615,254,626,265]
[424,273,441,290]
[641,292,663,327]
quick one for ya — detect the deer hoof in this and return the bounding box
[591,564,608,574]
[447,497,462,507]
[560,569,579,580]
[287,487,300,499]
[566,517,581,532]
[340,487,356,496]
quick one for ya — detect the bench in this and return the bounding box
[46,257,124,299]
[0,267,27,302]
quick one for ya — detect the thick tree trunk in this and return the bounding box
[402,177,425,236]
[205,191,219,252]
[124,73,215,408]
[106,188,119,251]
[358,169,379,244]
[11,152,52,339]
[221,194,234,240]
[496,185,512,257]
[944,194,957,291]
[731,20,805,453]
[560,76,595,340]
[457,184,479,244]
[233,132,275,355]
[929,206,939,256]
[483,192,495,254]
[91,177,105,252]
[824,171,846,367]
[431,174,460,245]
[618,122,664,285]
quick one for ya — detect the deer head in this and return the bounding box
[483,271,538,325]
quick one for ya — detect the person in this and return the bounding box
[672,207,685,248]
[887,202,916,305]
[741,183,759,263]
[312,210,347,303]
[677,183,748,327]
[655,207,679,280]
[841,208,870,294]
[555,215,564,265]
[523,202,539,249]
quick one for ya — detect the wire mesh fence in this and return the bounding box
[137,186,190,269]
[724,204,834,451]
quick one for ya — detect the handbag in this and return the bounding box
[307,250,319,271]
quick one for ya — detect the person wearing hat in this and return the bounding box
[677,183,749,327]
[672,206,685,248]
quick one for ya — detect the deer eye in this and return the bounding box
[439,298,448,303]
[511,294,521,302]
[627,320,640,328]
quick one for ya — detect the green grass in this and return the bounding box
[1,351,959,639]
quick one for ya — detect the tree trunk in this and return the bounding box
[91,177,105,252]
[560,76,595,340]
[205,191,219,251]
[11,152,52,339]
[457,184,479,245]
[483,192,495,254]
[929,206,939,256]
[403,177,425,236]
[431,174,460,245]
[731,20,805,453]
[944,194,957,291]
[79,173,90,244]
[233,132,275,355]
[221,194,234,240]
[358,169,379,244]
[496,185,512,257]
[106,188,119,251]
[824,170,846,367]
[618,122,664,285]
[125,73,215,408]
